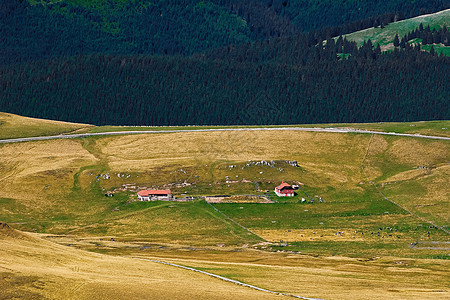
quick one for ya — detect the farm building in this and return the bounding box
[137,189,172,201]
[274,182,295,197]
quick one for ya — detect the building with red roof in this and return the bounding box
[137,189,172,201]
[274,182,295,197]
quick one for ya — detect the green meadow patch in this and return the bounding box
[340,9,450,55]
[213,199,408,230]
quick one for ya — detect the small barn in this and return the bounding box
[137,189,173,201]
[274,182,295,197]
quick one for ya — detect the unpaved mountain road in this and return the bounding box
[135,258,324,300]
[0,127,449,144]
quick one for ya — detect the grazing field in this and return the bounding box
[1,129,448,245]
[3,223,448,300]
[0,224,278,300]
[151,254,450,300]
[0,116,449,299]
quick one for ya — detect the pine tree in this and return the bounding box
[374,44,381,56]
[400,36,407,48]
[393,34,400,47]
[430,46,435,56]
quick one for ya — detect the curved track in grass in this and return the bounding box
[135,258,324,300]
[1,127,449,144]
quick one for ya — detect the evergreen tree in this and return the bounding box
[430,45,436,56]
[393,34,400,47]
[400,36,407,48]
[375,44,382,56]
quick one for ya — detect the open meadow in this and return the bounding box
[0,223,279,300]
[0,115,449,299]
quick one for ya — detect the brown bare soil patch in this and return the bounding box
[250,228,399,242]
[206,195,273,203]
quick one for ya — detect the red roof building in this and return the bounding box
[137,189,172,201]
[274,182,295,197]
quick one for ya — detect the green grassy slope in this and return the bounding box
[340,9,450,54]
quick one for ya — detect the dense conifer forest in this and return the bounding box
[0,0,449,125]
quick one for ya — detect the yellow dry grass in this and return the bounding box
[418,128,450,138]
[253,229,368,242]
[99,131,368,189]
[101,131,364,166]
[0,228,281,300]
[387,139,448,167]
[33,232,449,300]
[1,129,448,228]
[139,254,450,300]
[361,135,386,180]
[383,164,450,225]
[0,112,91,139]
[0,139,96,178]
[0,140,97,209]
[422,164,450,207]
[367,134,389,156]
[381,168,431,183]
[206,195,272,203]
[76,205,246,246]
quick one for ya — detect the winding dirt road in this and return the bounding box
[1,127,449,144]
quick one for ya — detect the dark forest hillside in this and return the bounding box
[1,0,448,64]
[1,48,448,125]
[0,0,449,125]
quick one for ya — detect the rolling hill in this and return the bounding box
[0,115,449,298]
[1,1,449,297]
[0,222,281,300]
[0,112,92,139]
[2,221,448,300]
